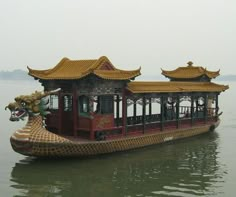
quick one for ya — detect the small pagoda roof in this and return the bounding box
[161,61,220,80]
[127,81,229,93]
[28,56,141,80]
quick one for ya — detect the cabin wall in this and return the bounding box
[42,76,128,138]
[92,114,114,130]
[41,76,220,140]
[78,116,90,130]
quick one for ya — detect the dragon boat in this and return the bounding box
[6,56,228,157]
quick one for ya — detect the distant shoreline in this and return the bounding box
[0,69,32,80]
[0,69,235,81]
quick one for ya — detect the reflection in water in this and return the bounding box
[11,132,226,197]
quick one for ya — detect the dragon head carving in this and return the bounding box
[5,89,60,121]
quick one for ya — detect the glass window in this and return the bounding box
[79,95,89,113]
[63,95,72,112]
[93,96,99,113]
[49,95,59,110]
[100,95,114,114]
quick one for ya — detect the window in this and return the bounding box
[63,95,72,111]
[49,95,59,110]
[100,95,113,114]
[79,95,89,113]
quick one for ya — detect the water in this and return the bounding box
[0,80,234,197]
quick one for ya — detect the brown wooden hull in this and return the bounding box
[10,119,220,157]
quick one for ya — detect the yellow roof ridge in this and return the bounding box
[28,56,141,80]
[161,61,220,79]
[127,81,229,93]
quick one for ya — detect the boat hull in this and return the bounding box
[10,120,220,157]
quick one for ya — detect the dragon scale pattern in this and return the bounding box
[10,115,219,157]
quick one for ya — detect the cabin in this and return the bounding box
[28,57,228,140]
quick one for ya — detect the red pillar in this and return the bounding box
[89,96,95,140]
[58,91,63,134]
[122,91,127,136]
[72,83,78,137]
[142,96,146,134]
[116,95,120,125]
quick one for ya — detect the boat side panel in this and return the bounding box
[14,121,219,157]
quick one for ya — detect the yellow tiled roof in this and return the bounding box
[127,81,229,93]
[161,61,220,79]
[28,56,141,80]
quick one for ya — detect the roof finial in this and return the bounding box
[187,61,193,67]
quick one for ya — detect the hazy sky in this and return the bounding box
[0,0,235,75]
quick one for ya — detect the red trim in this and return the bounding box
[76,126,123,132]
[60,119,217,141]
[77,127,90,131]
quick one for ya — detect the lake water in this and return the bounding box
[0,80,234,197]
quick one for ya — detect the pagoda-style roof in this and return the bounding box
[127,81,229,93]
[161,61,220,80]
[28,56,141,80]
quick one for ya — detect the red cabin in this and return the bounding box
[28,57,228,141]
